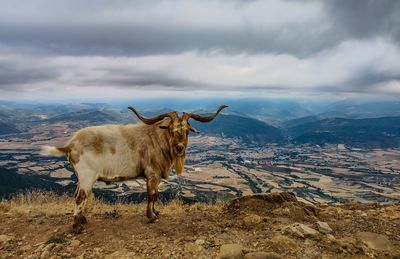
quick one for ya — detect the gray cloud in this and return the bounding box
[0,0,338,57]
[0,59,59,90]
[0,0,397,58]
[83,68,213,89]
[0,0,399,98]
[0,22,339,57]
[323,0,400,42]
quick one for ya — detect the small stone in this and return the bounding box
[0,234,14,243]
[44,243,56,252]
[40,250,51,259]
[361,213,367,217]
[282,223,319,239]
[70,240,81,247]
[325,234,336,242]
[317,221,332,234]
[195,239,206,245]
[93,247,103,253]
[185,243,203,253]
[245,252,283,259]
[219,244,243,259]
[243,215,262,228]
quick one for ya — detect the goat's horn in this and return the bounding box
[186,105,228,123]
[128,107,173,125]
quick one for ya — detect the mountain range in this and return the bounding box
[1,99,400,147]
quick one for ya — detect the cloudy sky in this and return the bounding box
[0,0,399,100]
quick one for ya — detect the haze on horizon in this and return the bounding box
[0,0,399,101]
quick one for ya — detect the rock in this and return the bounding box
[0,234,14,243]
[40,250,51,259]
[44,243,56,252]
[269,235,300,253]
[336,236,361,254]
[219,244,244,259]
[243,214,262,228]
[356,232,392,251]
[185,243,203,253]
[317,221,332,234]
[282,223,319,239]
[93,247,103,253]
[245,251,283,259]
[70,239,81,247]
[325,234,336,242]
[195,239,206,246]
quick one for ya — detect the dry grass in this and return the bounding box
[0,190,224,216]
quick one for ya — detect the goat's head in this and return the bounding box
[128,105,228,174]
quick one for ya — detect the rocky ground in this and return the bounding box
[0,192,399,259]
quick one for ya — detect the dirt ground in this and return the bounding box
[0,192,399,259]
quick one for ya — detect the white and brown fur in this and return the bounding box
[40,105,227,233]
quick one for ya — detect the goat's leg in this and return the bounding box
[73,187,88,233]
[72,165,97,233]
[153,188,160,218]
[146,177,159,223]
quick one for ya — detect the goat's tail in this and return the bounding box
[40,146,69,157]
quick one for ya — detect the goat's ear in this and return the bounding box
[188,123,199,133]
[159,120,171,129]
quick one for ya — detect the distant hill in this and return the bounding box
[0,122,20,135]
[285,116,400,147]
[192,114,284,144]
[46,109,120,124]
[319,101,400,119]
[0,167,67,198]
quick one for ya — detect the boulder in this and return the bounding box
[356,232,392,251]
[185,243,203,253]
[219,244,244,259]
[269,235,300,253]
[282,223,319,239]
[317,221,332,234]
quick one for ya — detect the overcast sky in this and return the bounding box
[0,0,399,100]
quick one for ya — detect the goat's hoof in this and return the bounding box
[147,216,158,224]
[72,223,84,234]
[154,210,160,218]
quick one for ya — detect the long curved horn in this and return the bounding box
[128,107,174,125]
[185,105,228,122]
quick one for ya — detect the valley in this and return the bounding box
[0,114,399,204]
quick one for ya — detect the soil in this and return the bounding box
[0,192,399,258]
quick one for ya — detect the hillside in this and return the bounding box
[0,168,68,198]
[286,116,400,148]
[0,122,20,135]
[0,192,399,258]
[192,114,284,144]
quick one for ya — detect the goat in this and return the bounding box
[41,105,228,233]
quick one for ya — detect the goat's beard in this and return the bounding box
[173,156,185,176]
